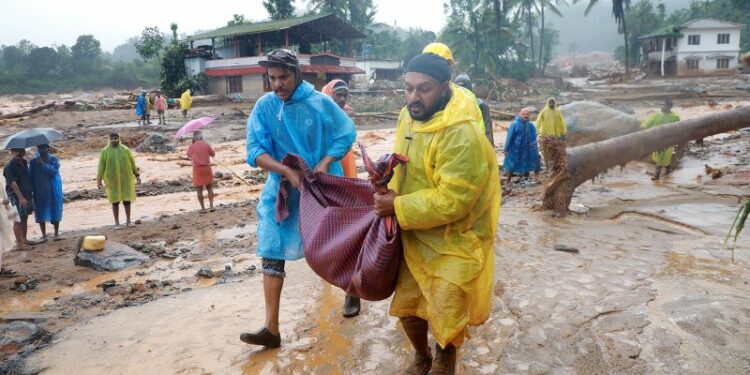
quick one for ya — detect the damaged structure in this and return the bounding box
[183,14,366,100]
[639,19,744,77]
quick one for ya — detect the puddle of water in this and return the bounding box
[637,201,740,236]
[0,269,137,315]
[242,284,352,374]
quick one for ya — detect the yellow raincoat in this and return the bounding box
[97,144,138,204]
[536,98,567,138]
[388,85,501,348]
[180,89,192,110]
[641,111,680,167]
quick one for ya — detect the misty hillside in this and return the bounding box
[550,0,689,55]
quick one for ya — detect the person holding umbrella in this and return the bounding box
[3,148,33,250]
[186,131,215,212]
[97,133,141,228]
[29,144,63,241]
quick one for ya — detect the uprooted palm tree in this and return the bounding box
[542,106,750,213]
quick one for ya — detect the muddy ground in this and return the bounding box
[0,75,749,374]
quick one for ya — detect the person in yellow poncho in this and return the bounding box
[180,89,192,118]
[374,53,501,375]
[536,97,568,174]
[97,133,141,228]
[641,99,680,180]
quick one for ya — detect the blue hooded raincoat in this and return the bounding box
[246,81,356,261]
[29,152,63,223]
[503,116,541,174]
[135,94,146,117]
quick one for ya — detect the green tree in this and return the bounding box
[401,28,436,63]
[170,23,179,43]
[227,14,247,26]
[621,0,663,66]
[308,0,348,20]
[579,0,632,72]
[27,47,60,78]
[348,0,376,29]
[537,0,567,74]
[160,42,188,97]
[264,0,296,20]
[71,34,102,74]
[135,26,166,62]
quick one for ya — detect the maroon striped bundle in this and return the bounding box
[276,144,408,301]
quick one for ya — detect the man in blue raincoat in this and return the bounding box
[135,90,147,126]
[29,144,63,241]
[240,49,356,348]
[503,107,541,186]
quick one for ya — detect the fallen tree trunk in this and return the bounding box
[542,106,750,213]
[0,102,56,119]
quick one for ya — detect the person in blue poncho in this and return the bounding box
[29,144,63,241]
[240,49,356,348]
[503,107,541,186]
[135,90,147,126]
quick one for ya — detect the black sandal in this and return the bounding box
[240,327,281,348]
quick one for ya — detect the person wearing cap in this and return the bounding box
[641,99,680,180]
[136,90,147,126]
[180,89,192,118]
[97,133,141,228]
[29,144,63,241]
[536,98,567,176]
[454,74,494,147]
[423,44,495,148]
[4,148,33,250]
[373,52,501,375]
[241,49,356,348]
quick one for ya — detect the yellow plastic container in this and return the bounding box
[81,235,106,251]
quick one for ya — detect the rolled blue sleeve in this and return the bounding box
[246,102,271,168]
[322,99,356,159]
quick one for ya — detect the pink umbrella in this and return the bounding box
[174,116,215,139]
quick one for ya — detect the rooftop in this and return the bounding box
[186,13,365,43]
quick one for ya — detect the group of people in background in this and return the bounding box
[135,88,193,126]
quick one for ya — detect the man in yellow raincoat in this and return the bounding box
[374,52,501,375]
[536,97,568,174]
[641,99,680,180]
[97,133,141,228]
[180,89,192,118]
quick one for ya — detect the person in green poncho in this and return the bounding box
[97,133,141,228]
[641,99,680,181]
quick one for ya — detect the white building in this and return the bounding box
[353,59,402,84]
[639,19,744,77]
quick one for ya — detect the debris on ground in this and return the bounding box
[135,133,177,154]
[705,164,724,179]
[74,241,150,272]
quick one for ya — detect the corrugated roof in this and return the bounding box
[187,13,364,41]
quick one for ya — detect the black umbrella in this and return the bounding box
[2,128,64,149]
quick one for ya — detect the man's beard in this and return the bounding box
[408,91,451,122]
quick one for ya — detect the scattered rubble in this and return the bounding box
[135,133,177,154]
[74,241,150,272]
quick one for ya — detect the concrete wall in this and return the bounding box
[185,58,207,77]
[207,75,266,101]
[676,27,741,55]
[675,51,739,76]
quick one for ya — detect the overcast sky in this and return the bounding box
[0,0,447,52]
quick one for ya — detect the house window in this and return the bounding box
[717,33,730,44]
[688,35,700,45]
[227,76,242,93]
[666,38,673,51]
[716,58,730,69]
[686,59,700,70]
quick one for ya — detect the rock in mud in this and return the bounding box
[197,267,214,278]
[135,133,176,154]
[74,242,150,272]
[558,101,641,146]
[0,321,50,353]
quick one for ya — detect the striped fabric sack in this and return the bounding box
[276,143,408,301]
